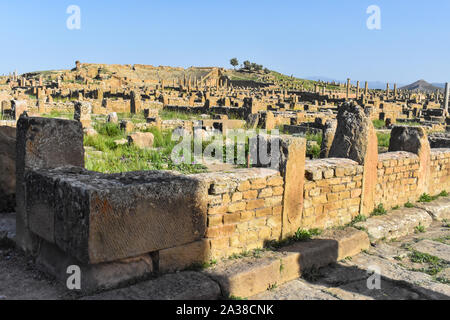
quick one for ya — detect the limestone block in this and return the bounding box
[16,116,84,252]
[0,126,16,213]
[127,132,154,149]
[25,168,208,264]
[354,207,432,243]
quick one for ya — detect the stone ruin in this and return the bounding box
[0,102,448,293]
[1,62,450,295]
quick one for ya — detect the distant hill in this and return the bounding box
[400,79,443,92]
[432,83,445,89]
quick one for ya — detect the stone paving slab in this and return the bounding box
[415,197,450,221]
[412,239,450,262]
[82,271,221,300]
[203,228,368,299]
[252,279,338,300]
[355,208,432,243]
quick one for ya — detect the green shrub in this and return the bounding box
[372,204,387,216]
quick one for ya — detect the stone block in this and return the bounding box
[25,168,208,264]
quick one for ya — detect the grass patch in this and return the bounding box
[404,202,414,208]
[372,119,386,129]
[371,204,387,216]
[84,122,207,174]
[42,110,74,119]
[305,132,322,159]
[408,250,448,276]
[419,193,435,203]
[414,223,426,234]
[228,248,267,260]
[376,132,390,148]
[160,110,200,120]
[266,228,322,249]
[392,205,400,210]
[228,295,247,300]
[433,235,450,244]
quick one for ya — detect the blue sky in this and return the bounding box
[0,0,449,84]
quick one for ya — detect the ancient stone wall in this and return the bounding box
[374,151,421,209]
[303,159,363,229]
[197,168,284,259]
[429,148,450,195]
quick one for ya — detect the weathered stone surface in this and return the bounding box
[355,208,432,242]
[203,251,284,298]
[389,126,431,195]
[0,126,16,213]
[128,132,154,149]
[278,136,306,237]
[16,116,84,253]
[159,240,211,273]
[106,112,118,123]
[315,227,370,260]
[415,197,450,221]
[412,239,450,262]
[83,271,221,300]
[252,278,338,300]
[12,100,27,120]
[329,102,374,164]
[256,134,306,237]
[344,253,450,299]
[25,167,208,264]
[320,119,337,158]
[36,240,154,294]
[204,227,366,298]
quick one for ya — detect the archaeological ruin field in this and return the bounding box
[1,60,449,301]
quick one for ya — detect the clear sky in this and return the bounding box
[0,0,449,84]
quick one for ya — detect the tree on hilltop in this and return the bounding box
[230,58,239,69]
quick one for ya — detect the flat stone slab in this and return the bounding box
[412,239,450,262]
[344,253,450,299]
[415,197,450,221]
[355,208,432,243]
[25,167,208,264]
[82,271,221,300]
[203,228,368,298]
[252,278,338,300]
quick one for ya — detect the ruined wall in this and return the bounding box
[303,159,362,229]
[197,168,284,259]
[429,148,450,195]
[374,152,420,209]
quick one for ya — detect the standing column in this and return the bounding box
[386,83,390,97]
[394,83,398,98]
[356,81,360,99]
[444,82,449,117]
[364,81,368,96]
[346,78,351,100]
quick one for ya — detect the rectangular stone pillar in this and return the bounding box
[346,78,350,100]
[389,126,431,196]
[256,134,306,238]
[444,82,449,117]
[15,116,85,252]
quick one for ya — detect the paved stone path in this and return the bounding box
[1,211,449,300]
[252,222,450,300]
